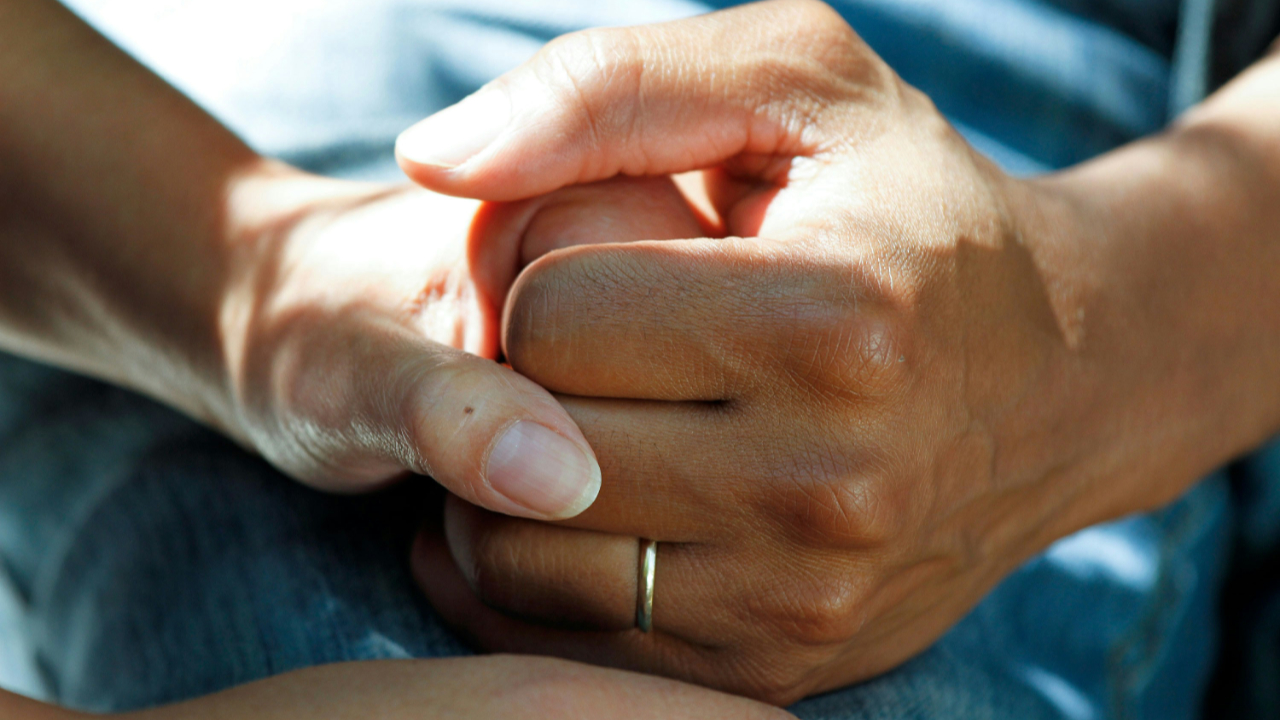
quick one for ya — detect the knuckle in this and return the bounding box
[721,649,826,706]
[850,323,910,398]
[782,0,859,53]
[790,581,864,645]
[762,0,846,37]
[400,364,443,445]
[847,315,912,394]
[779,472,908,549]
[757,0,888,93]
[533,28,643,152]
[747,426,910,550]
[781,310,912,402]
[763,248,914,402]
[541,26,630,70]
[401,353,490,474]
[756,572,865,647]
[742,670,811,707]
[280,347,441,486]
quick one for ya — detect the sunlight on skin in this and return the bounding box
[395,0,1280,704]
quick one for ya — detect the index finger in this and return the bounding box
[396,0,883,200]
[503,236,815,402]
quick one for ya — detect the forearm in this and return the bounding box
[0,0,298,433]
[0,689,83,720]
[1029,49,1280,527]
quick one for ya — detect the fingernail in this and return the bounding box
[396,86,511,168]
[487,421,601,519]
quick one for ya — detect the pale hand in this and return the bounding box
[218,170,702,520]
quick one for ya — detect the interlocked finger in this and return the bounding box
[443,495,756,646]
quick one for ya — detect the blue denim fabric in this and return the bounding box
[1,0,1275,718]
[0,351,1243,719]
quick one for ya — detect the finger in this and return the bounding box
[467,176,706,320]
[442,495,745,644]
[269,313,601,520]
[502,236,812,401]
[545,395,762,541]
[413,526,820,707]
[550,394,915,564]
[445,494,641,632]
[413,526,718,673]
[396,0,883,200]
[517,176,710,264]
[392,344,602,520]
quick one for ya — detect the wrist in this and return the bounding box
[1017,122,1280,532]
[212,163,391,443]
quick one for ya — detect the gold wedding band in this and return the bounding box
[636,538,657,633]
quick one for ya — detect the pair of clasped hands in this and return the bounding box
[212,0,1270,713]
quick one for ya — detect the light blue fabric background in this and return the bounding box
[0,1,1276,718]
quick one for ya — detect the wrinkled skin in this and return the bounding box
[399,0,1280,705]
[218,172,702,516]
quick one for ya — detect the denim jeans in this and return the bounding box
[2,1,1277,717]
